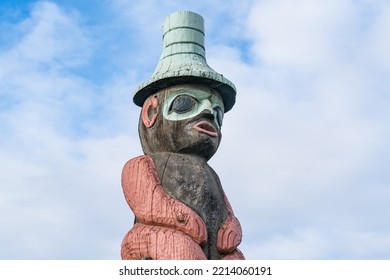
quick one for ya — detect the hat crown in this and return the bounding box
[154,11,207,76]
[133,11,236,112]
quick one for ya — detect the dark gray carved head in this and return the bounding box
[138,84,224,161]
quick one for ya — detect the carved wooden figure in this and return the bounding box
[121,11,244,260]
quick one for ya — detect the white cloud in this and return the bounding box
[0,1,138,259]
[208,0,390,259]
[5,2,90,68]
[247,0,360,69]
[244,227,390,259]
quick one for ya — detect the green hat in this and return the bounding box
[133,11,236,112]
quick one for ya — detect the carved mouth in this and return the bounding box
[193,121,218,137]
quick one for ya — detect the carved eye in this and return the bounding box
[214,106,223,127]
[169,95,196,113]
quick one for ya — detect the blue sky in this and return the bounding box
[0,0,389,259]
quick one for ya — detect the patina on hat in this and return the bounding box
[133,11,236,112]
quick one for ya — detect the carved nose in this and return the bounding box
[200,109,215,121]
[203,99,214,115]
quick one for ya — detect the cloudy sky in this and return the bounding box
[1,0,389,260]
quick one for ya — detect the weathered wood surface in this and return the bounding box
[121,11,244,260]
[121,84,244,260]
[121,154,244,260]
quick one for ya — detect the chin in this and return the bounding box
[177,133,220,161]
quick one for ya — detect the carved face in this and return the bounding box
[138,84,224,161]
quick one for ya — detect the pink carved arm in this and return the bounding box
[121,155,207,245]
[217,194,245,259]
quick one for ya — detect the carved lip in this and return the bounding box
[193,121,218,137]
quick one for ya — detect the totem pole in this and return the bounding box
[121,11,244,260]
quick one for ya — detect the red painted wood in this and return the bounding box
[121,224,207,260]
[217,195,243,254]
[121,155,244,260]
